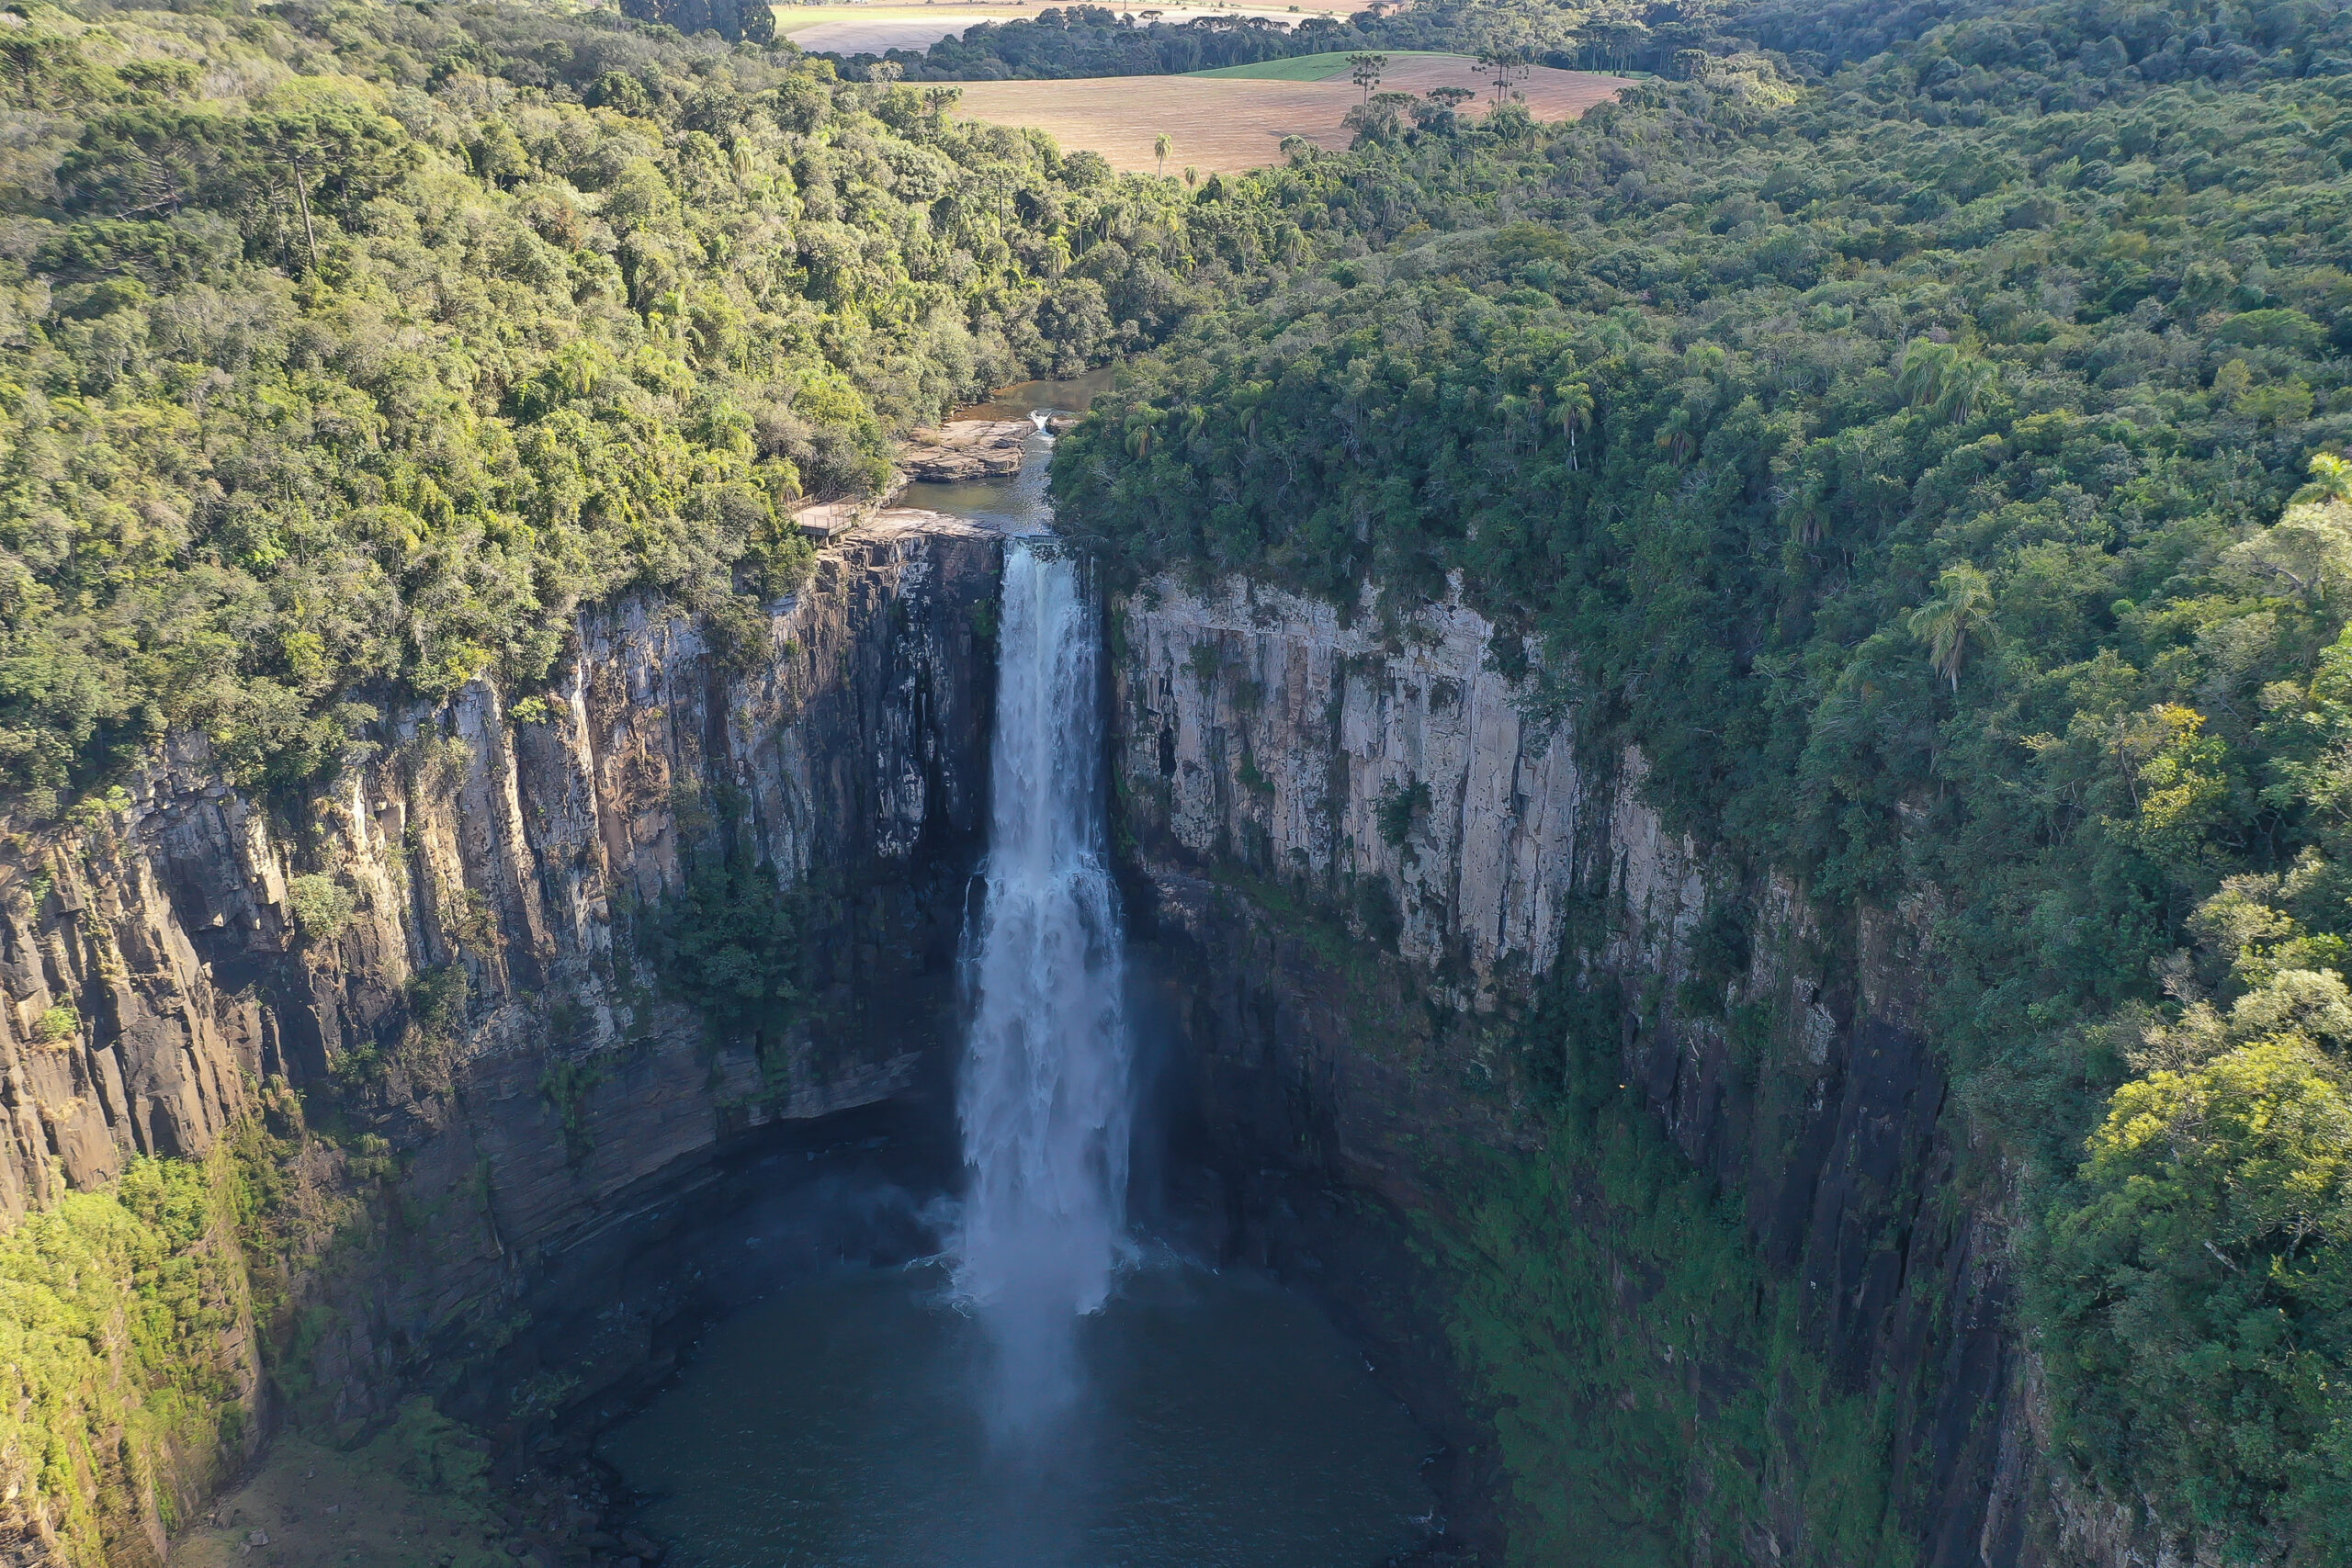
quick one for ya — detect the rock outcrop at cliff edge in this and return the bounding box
[899,420,1033,482]
[0,512,1000,1557]
[1114,571,2046,1566]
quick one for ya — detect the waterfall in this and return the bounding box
[955,522,1131,1426]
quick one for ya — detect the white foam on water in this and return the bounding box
[953,473,1132,1434]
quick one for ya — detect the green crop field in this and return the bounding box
[1186,49,1460,80]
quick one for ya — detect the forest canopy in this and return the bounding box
[0,0,1299,808]
[1053,0,2352,1555]
[15,0,2352,1556]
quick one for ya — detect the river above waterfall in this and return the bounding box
[597,378,1440,1566]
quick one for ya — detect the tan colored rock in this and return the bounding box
[1116,571,1580,995]
[899,419,1033,481]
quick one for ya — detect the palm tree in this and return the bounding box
[1897,337,1996,424]
[1935,355,1996,423]
[1895,337,1956,409]
[1783,474,1830,547]
[2294,450,2352,505]
[1554,380,1593,469]
[1182,165,1199,189]
[1908,562,1996,691]
[1155,132,1170,177]
[1653,408,1695,464]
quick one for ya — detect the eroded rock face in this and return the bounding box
[0,511,1000,1548]
[1119,574,1579,994]
[898,420,1033,482]
[1113,570,2046,1567]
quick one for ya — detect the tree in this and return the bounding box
[1894,337,1998,424]
[1413,84,1475,131]
[1343,92,1418,148]
[1907,562,1995,691]
[2039,979,2352,1546]
[618,0,773,45]
[1350,51,1388,100]
[1476,45,1529,106]
[1155,131,1170,176]
[1554,381,1593,469]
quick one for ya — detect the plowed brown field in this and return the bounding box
[775,3,1356,58]
[951,57,1629,173]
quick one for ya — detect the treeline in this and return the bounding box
[1057,0,2352,1557]
[617,0,775,48]
[865,0,2349,95]
[0,0,1307,813]
[851,0,1755,82]
[865,6,1370,82]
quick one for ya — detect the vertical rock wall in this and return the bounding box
[0,512,1000,1544]
[1114,571,2044,1567]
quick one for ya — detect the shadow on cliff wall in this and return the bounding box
[475,1092,964,1450]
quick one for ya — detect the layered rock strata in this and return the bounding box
[1113,571,2043,1567]
[0,512,1001,1552]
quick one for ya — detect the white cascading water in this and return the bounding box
[955,479,1132,1428]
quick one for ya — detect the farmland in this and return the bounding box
[772,1,1351,57]
[1186,48,1459,79]
[951,54,1630,172]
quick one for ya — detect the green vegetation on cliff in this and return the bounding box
[1059,0,2352,1556]
[0,1150,253,1564]
[0,0,1289,811]
[1442,990,1920,1568]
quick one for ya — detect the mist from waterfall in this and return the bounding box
[954,492,1132,1432]
[600,390,1442,1566]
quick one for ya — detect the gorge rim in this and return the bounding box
[17,6,2343,1562]
[590,402,1442,1568]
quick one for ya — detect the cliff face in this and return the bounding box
[0,512,999,1556]
[0,508,2089,1563]
[1113,571,2046,1566]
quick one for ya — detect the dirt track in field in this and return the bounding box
[951,57,1630,172]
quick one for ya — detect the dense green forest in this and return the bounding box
[855,6,1379,83]
[0,0,1307,810]
[855,0,1756,84]
[14,0,2352,1561]
[1057,0,2352,1557]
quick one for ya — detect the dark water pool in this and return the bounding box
[598,1259,1440,1568]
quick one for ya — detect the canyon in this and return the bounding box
[7,513,2117,1566]
[0,510,999,1562]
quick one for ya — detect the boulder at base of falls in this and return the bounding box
[900,420,1031,481]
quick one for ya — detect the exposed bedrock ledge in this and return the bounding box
[1113,571,2053,1567]
[0,511,1000,1532]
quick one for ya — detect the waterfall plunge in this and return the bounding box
[956,531,1132,1428]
